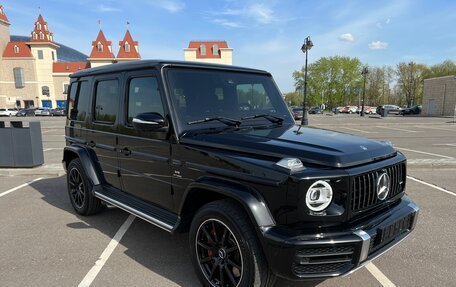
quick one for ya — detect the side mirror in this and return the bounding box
[132,112,166,132]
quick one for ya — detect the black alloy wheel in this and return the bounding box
[68,167,85,209]
[196,218,243,287]
[66,158,105,215]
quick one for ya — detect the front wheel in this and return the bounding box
[189,200,276,287]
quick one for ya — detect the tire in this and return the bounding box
[67,158,105,215]
[189,200,276,287]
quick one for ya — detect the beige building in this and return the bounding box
[184,41,233,65]
[0,5,141,109]
[423,75,456,116]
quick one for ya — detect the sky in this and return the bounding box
[2,0,456,92]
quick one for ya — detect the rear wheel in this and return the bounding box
[67,158,105,215]
[189,200,276,287]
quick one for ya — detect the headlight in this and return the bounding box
[306,180,333,212]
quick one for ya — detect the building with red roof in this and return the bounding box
[0,5,142,109]
[184,40,233,65]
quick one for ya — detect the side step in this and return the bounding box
[93,185,179,233]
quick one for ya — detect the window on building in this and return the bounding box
[127,77,163,124]
[200,44,206,56]
[212,44,219,56]
[44,24,48,31]
[13,45,19,54]
[32,32,37,40]
[125,42,130,53]
[63,84,69,94]
[49,35,53,41]
[97,42,103,52]
[52,51,55,61]
[42,86,50,96]
[37,50,44,60]
[36,23,41,30]
[13,68,25,88]
[40,32,44,40]
[94,80,119,123]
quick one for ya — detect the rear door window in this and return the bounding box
[127,77,163,124]
[94,79,119,124]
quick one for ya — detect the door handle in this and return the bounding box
[88,141,96,148]
[121,147,131,156]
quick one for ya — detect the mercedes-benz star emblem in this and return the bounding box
[377,171,390,200]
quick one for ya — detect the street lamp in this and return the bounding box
[300,36,313,125]
[360,67,368,117]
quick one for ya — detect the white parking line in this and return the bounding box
[375,126,419,133]
[339,127,377,134]
[407,175,456,198]
[415,125,456,132]
[43,148,62,152]
[0,177,44,198]
[432,143,456,147]
[78,214,135,287]
[42,129,57,134]
[366,263,396,287]
[395,147,454,159]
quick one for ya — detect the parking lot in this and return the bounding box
[0,115,455,287]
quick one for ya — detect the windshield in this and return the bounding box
[166,68,294,133]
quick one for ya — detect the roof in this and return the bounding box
[117,30,140,59]
[89,30,115,59]
[2,42,33,58]
[53,62,91,73]
[71,60,269,78]
[0,5,9,24]
[187,41,229,59]
[30,14,54,43]
[11,35,88,62]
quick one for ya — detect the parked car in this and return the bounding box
[35,108,51,116]
[344,106,357,114]
[356,106,374,114]
[291,107,303,119]
[308,106,323,114]
[50,108,66,116]
[63,60,419,285]
[400,105,422,115]
[377,105,402,115]
[16,108,36,117]
[0,108,18,117]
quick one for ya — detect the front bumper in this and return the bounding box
[261,196,419,280]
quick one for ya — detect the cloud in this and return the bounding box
[386,18,391,24]
[94,4,120,13]
[339,33,354,42]
[212,19,243,28]
[369,41,388,50]
[376,22,383,29]
[149,0,184,13]
[247,3,274,24]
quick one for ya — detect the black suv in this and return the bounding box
[63,60,419,286]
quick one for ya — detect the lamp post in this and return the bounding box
[300,36,313,125]
[360,67,368,117]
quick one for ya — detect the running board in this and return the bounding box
[93,185,179,233]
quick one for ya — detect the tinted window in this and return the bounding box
[127,77,163,124]
[13,68,25,88]
[76,81,90,121]
[38,50,44,59]
[67,82,79,119]
[94,80,119,124]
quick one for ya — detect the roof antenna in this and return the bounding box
[98,19,101,30]
[38,6,41,15]
[126,21,130,31]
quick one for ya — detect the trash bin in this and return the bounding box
[0,121,44,167]
[381,109,388,117]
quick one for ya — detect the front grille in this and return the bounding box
[293,245,355,276]
[350,162,406,212]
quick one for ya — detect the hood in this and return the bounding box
[181,125,396,168]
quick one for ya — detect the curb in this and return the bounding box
[0,164,65,177]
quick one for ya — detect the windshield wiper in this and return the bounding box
[241,114,284,124]
[187,117,241,127]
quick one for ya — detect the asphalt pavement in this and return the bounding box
[0,115,455,286]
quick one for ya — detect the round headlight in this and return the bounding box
[306,180,333,212]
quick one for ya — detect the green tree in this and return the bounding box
[284,91,300,106]
[293,56,363,109]
[423,60,456,79]
[396,62,427,106]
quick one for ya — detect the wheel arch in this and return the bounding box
[176,177,276,233]
[63,145,104,186]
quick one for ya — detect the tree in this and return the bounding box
[366,66,395,106]
[293,56,364,109]
[396,62,427,106]
[284,91,300,106]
